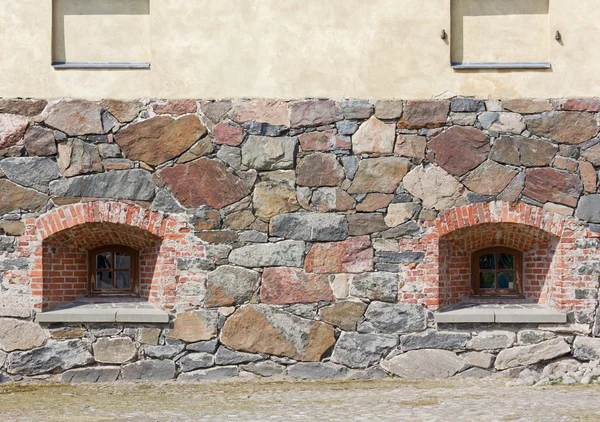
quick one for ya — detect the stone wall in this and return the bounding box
[2,97,600,382]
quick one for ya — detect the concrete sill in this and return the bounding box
[36,303,169,324]
[52,62,151,70]
[451,62,551,70]
[434,304,566,325]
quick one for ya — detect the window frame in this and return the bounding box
[471,246,523,296]
[88,245,139,296]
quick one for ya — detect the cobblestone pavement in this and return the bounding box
[2,377,600,422]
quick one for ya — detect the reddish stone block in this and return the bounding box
[260,267,334,305]
[397,100,450,129]
[523,168,581,207]
[562,98,600,113]
[304,235,374,274]
[213,121,245,146]
[153,100,198,115]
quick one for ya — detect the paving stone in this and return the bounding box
[44,100,104,136]
[572,336,600,361]
[297,153,345,187]
[93,337,137,364]
[502,99,553,114]
[59,366,120,383]
[428,126,490,177]
[122,360,176,381]
[526,111,598,144]
[220,305,335,362]
[0,318,47,352]
[403,165,464,211]
[261,267,333,305]
[270,212,348,241]
[523,167,581,207]
[241,136,297,170]
[215,346,263,365]
[49,169,155,201]
[168,310,219,343]
[229,240,305,268]
[331,332,397,369]
[463,160,518,196]
[159,158,249,209]
[494,338,571,370]
[348,213,388,236]
[382,349,466,379]
[305,235,373,273]
[352,117,395,154]
[348,157,410,194]
[319,300,367,331]
[23,126,57,156]
[287,362,348,379]
[178,352,215,372]
[241,360,286,377]
[490,135,557,167]
[397,100,449,129]
[0,157,61,193]
[289,100,343,128]
[57,139,103,177]
[400,331,471,352]
[359,302,427,334]
[178,366,239,380]
[349,272,398,302]
[205,266,258,308]
[461,351,495,369]
[7,340,94,376]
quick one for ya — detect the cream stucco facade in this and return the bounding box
[1,0,599,99]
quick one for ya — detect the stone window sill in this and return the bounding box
[434,302,566,324]
[36,300,169,324]
[52,62,151,70]
[451,62,551,70]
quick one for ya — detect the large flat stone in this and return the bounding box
[7,340,94,376]
[241,136,297,170]
[490,136,557,167]
[178,366,238,380]
[494,338,571,370]
[229,240,305,268]
[23,126,57,156]
[287,362,348,379]
[205,266,259,307]
[348,157,410,194]
[403,165,464,211]
[400,330,471,352]
[352,117,396,154]
[305,236,373,273]
[381,349,466,379]
[289,100,343,128]
[260,267,334,305]
[215,346,263,365]
[397,101,449,129]
[270,213,348,241]
[49,169,155,201]
[319,300,367,331]
[44,100,104,136]
[523,168,581,207]
[0,318,47,352]
[253,181,300,218]
[0,98,47,116]
[0,180,48,215]
[121,360,176,381]
[428,126,490,177]
[296,153,345,187]
[467,331,516,351]
[168,310,218,343]
[349,272,398,302]
[331,332,397,369]
[178,352,215,372]
[462,161,518,196]
[220,304,335,362]
[526,111,598,144]
[576,195,600,223]
[59,366,120,383]
[572,336,600,361]
[93,337,137,364]
[359,302,427,334]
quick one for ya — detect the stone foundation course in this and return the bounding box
[1,97,600,382]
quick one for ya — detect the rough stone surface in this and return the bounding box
[516,330,556,346]
[93,337,137,364]
[44,100,104,136]
[0,98,47,116]
[213,121,245,146]
[348,213,388,236]
[523,168,581,207]
[463,161,518,196]
[261,267,334,305]
[331,332,397,368]
[229,241,305,268]
[428,126,489,177]
[168,311,218,343]
[310,188,356,212]
[220,305,335,362]
[143,343,185,359]
[348,157,410,194]
[122,360,176,381]
[159,158,248,209]
[374,100,403,119]
[490,136,558,167]
[494,338,571,370]
[7,340,94,376]
[526,111,598,144]
[215,346,262,365]
[0,157,61,193]
[503,99,553,114]
[480,112,525,134]
[217,145,242,169]
[403,165,464,211]
[357,193,394,212]
[397,101,449,129]
[297,153,345,187]
[349,272,398,302]
[270,213,348,241]
[382,349,466,379]
[400,331,471,352]
[461,351,495,369]
[298,130,349,152]
[252,181,299,218]
[451,98,485,113]
[178,352,215,372]
[576,195,600,223]
[241,136,297,170]
[385,203,420,227]
[352,117,395,154]
[340,100,373,119]
[0,318,47,352]
[305,236,373,273]
[49,169,155,201]
[467,331,516,351]
[319,300,367,331]
[231,100,290,127]
[572,336,600,361]
[0,113,28,149]
[23,126,57,156]
[287,362,348,379]
[101,99,143,123]
[241,360,285,377]
[359,302,427,334]
[179,366,238,380]
[205,266,258,308]
[394,135,426,160]
[289,100,342,128]
[59,366,120,383]
[57,139,103,177]
[580,161,597,193]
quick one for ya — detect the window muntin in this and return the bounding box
[472,247,522,295]
[89,246,138,295]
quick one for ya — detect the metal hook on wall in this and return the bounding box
[555,30,562,41]
[441,29,447,40]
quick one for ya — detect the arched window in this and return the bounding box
[471,247,522,296]
[89,245,139,295]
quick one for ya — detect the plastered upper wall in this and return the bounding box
[1,0,600,100]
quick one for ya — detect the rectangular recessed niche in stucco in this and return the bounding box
[450,0,550,69]
[52,0,150,68]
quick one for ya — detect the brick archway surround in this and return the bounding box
[29,201,202,311]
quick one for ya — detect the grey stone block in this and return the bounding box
[287,362,348,380]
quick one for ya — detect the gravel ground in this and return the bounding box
[1,377,600,422]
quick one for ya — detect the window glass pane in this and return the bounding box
[479,272,495,289]
[479,254,495,270]
[498,272,515,289]
[115,253,131,269]
[96,271,112,290]
[96,252,112,269]
[115,271,131,289]
[499,253,515,270]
